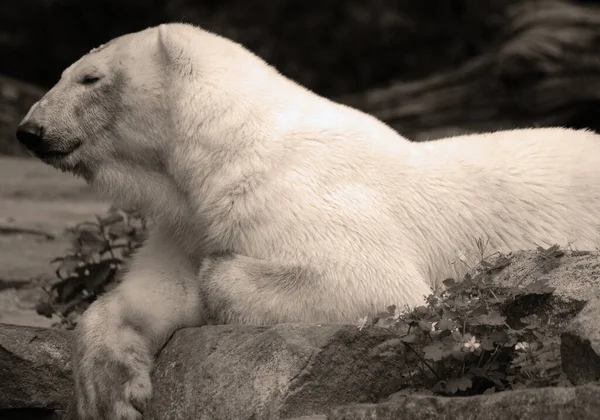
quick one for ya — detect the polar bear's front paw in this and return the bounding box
[72,331,153,420]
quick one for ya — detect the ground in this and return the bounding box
[0,156,108,327]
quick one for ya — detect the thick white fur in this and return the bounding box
[20,23,600,420]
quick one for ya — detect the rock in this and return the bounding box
[480,250,600,387]
[325,385,600,420]
[482,250,600,334]
[1,250,599,419]
[0,323,408,420]
[0,324,71,419]
[147,324,406,420]
[486,250,600,303]
[561,297,600,385]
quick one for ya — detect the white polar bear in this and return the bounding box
[16,23,600,420]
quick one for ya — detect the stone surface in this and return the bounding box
[147,324,406,420]
[0,323,409,420]
[325,385,600,420]
[0,324,71,419]
[486,250,600,303]
[561,297,600,385]
[1,250,600,419]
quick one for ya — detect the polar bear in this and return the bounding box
[16,23,600,419]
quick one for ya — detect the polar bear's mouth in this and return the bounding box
[36,141,82,163]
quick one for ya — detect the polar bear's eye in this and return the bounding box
[80,75,102,85]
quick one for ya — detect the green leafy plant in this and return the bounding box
[35,207,148,329]
[361,244,570,396]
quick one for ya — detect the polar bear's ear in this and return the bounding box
[157,24,178,63]
[157,24,195,77]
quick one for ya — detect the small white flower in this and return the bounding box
[463,335,481,352]
[84,269,90,276]
[358,316,369,331]
[515,342,529,351]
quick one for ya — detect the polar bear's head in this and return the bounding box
[16,24,285,196]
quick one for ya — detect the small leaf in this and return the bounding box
[521,315,541,329]
[418,320,432,332]
[442,278,456,287]
[476,310,506,326]
[451,348,467,360]
[480,336,496,351]
[445,376,472,394]
[442,308,459,320]
[437,318,457,331]
[523,279,556,295]
[415,306,428,316]
[486,373,505,388]
[52,276,85,303]
[488,256,512,271]
[99,212,125,226]
[106,222,133,240]
[54,255,83,277]
[76,227,106,254]
[423,342,447,361]
[400,333,417,344]
[35,300,54,318]
[80,259,119,293]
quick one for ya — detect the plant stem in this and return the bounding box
[404,342,442,380]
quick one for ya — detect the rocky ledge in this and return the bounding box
[0,249,599,419]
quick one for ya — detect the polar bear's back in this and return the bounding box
[263,124,600,307]
[385,127,600,283]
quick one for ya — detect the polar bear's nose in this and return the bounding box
[16,120,44,151]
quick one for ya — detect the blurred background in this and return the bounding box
[3,0,600,154]
[1,0,600,326]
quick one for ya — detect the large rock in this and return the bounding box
[485,250,600,303]
[148,324,406,419]
[0,323,408,419]
[1,250,599,419]
[485,250,600,384]
[0,324,71,419]
[561,297,600,385]
[323,385,600,420]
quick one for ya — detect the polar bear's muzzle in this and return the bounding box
[16,99,83,165]
[16,118,81,161]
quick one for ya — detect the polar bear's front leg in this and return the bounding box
[199,254,352,325]
[72,229,203,420]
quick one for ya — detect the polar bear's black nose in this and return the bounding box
[16,121,44,151]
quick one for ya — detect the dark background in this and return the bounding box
[0,0,545,96]
[2,0,600,155]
